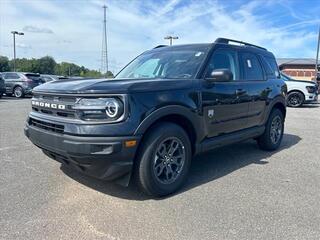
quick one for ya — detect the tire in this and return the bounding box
[257,108,284,151]
[13,86,24,98]
[287,91,304,107]
[135,122,192,197]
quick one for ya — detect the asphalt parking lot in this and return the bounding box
[0,96,319,240]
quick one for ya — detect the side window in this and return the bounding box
[4,73,20,80]
[205,49,239,80]
[264,56,280,78]
[241,53,264,81]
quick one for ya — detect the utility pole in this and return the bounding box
[164,35,178,46]
[101,4,109,77]
[11,31,24,71]
[315,26,320,81]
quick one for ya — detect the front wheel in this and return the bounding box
[287,91,304,107]
[257,109,284,151]
[135,122,192,197]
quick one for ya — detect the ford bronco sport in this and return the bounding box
[25,38,287,197]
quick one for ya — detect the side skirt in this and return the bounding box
[198,126,265,154]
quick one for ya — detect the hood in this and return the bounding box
[33,78,194,94]
[286,79,316,85]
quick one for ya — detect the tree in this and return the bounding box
[0,56,10,72]
[38,56,56,74]
[0,55,111,78]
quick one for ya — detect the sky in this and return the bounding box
[0,0,320,74]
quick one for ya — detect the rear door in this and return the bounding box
[239,52,271,128]
[201,48,249,138]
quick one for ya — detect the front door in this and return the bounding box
[201,48,249,138]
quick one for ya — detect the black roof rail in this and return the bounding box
[215,38,267,51]
[153,45,168,49]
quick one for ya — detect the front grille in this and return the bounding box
[31,94,77,119]
[29,117,64,134]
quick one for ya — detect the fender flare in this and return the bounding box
[134,105,202,140]
[264,96,286,124]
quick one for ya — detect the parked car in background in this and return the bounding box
[40,74,69,82]
[2,72,44,98]
[280,72,318,107]
[0,73,5,98]
[69,76,85,80]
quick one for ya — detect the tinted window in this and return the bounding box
[41,76,53,82]
[260,56,280,79]
[4,73,20,79]
[25,73,41,82]
[241,53,264,81]
[116,49,207,79]
[205,49,239,80]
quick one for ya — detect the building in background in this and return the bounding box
[277,58,317,81]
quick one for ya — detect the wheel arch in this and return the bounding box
[134,105,201,155]
[287,89,305,100]
[264,96,286,124]
[272,102,286,119]
[12,84,24,93]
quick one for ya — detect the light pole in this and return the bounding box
[11,31,24,71]
[164,35,178,46]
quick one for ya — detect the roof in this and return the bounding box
[150,43,212,52]
[277,58,316,66]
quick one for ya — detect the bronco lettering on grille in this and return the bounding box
[32,101,66,110]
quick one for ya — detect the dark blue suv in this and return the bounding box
[25,38,287,197]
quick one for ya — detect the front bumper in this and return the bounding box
[305,93,318,103]
[24,124,141,181]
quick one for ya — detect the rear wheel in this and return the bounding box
[287,91,304,107]
[257,109,284,151]
[135,122,192,197]
[13,86,24,98]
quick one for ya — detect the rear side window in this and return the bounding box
[240,53,264,81]
[261,56,280,79]
[25,74,40,81]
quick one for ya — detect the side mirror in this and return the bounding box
[206,69,233,82]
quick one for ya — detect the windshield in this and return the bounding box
[115,49,207,80]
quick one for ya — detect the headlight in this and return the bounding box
[306,86,316,93]
[73,97,124,122]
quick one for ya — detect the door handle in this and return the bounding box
[235,89,247,95]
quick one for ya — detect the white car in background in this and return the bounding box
[280,72,318,107]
